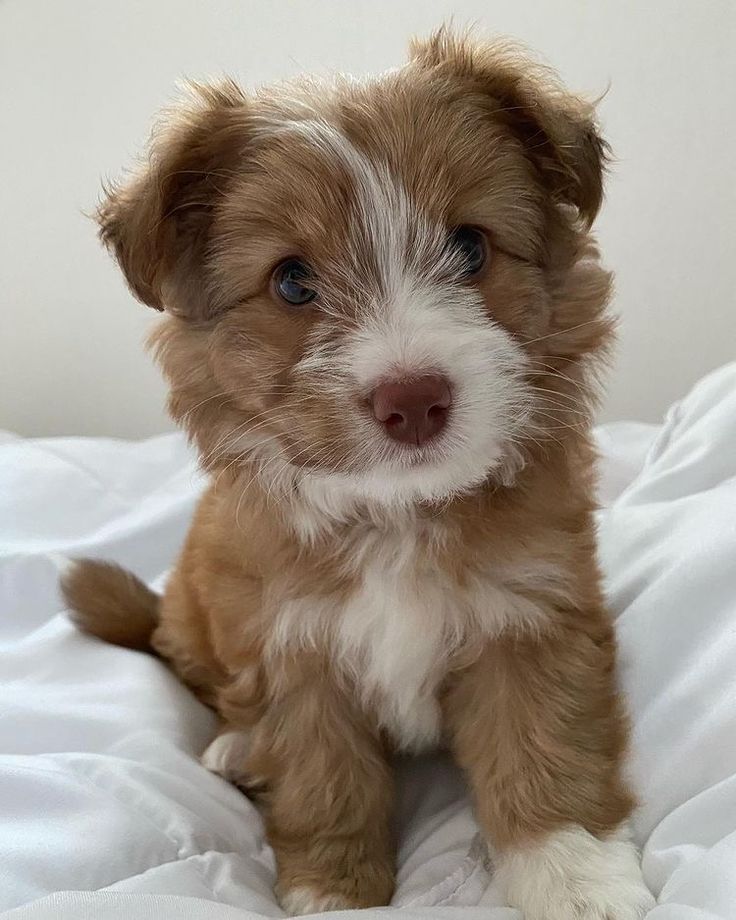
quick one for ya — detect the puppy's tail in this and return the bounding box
[61,559,160,652]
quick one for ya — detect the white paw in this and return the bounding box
[279,885,355,916]
[200,729,253,786]
[496,824,655,920]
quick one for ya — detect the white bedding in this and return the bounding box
[1,364,735,920]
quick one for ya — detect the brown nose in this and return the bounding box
[371,374,452,446]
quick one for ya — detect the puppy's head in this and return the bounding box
[100,28,613,509]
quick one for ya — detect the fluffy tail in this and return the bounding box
[61,559,160,652]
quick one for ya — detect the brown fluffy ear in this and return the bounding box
[98,80,249,317]
[410,28,609,225]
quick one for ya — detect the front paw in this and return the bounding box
[277,886,365,916]
[275,850,394,916]
[496,825,655,920]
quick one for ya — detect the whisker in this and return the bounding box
[520,319,602,347]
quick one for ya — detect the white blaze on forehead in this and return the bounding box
[278,120,525,391]
[281,119,463,380]
[272,116,443,300]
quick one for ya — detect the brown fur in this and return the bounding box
[63,28,643,916]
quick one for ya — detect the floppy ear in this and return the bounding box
[410,28,609,226]
[98,80,249,317]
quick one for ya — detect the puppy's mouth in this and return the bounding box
[236,396,520,508]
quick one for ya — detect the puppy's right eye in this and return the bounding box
[448,226,488,278]
[273,259,317,306]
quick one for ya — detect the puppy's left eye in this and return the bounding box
[449,226,488,278]
[273,259,317,306]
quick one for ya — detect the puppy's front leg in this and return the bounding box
[444,625,655,920]
[251,656,395,915]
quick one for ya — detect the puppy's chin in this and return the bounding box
[319,446,526,508]
[252,431,527,521]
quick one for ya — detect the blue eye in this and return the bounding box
[273,259,317,306]
[449,226,488,277]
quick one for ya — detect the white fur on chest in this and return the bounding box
[329,539,454,750]
[267,525,552,751]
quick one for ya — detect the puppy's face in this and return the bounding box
[101,31,613,507]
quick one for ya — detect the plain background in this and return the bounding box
[1,0,734,438]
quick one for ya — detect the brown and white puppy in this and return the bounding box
[63,28,655,919]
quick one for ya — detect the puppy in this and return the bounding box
[63,28,655,919]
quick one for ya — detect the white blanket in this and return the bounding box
[2,364,735,920]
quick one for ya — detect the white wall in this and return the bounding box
[1,0,734,437]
